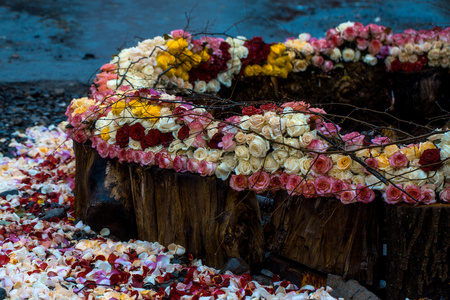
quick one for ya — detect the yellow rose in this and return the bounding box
[253,65,262,76]
[337,155,352,170]
[262,64,273,75]
[400,145,420,161]
[100,127,110,141]
[112,100,127,116]
[383,144,400,157]
[244,65,254,77]
[199,50,210,62]
[376,153,390,170]
[270,43,286,56]
[418,141,437,155]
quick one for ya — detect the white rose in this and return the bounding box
[398,52,409,63]
[194,81,208,94]
[207,149,223,163]
[301,43,314,56]
[264,153,280,173]
[285,138,301,156]
[350,160,364,175]
[427,171,445,190]
[269,115,285,131]
[249,115,266,132]
[352,175,366,185]
[168,139,184,154]
[365,174,386,190]
[354,50,361,62]
[239,116,251,130]
[119,109,133,126]
[389,46,400,57]
[329,166,352,181]
[342,48,355,62]
[235,145,250,160]
[298,156,312,175]
[217,71,232,87]
[286,114,310,137]
[421,42,432,52]
[298,33,311,42]
[261,125,274,140]
[404,43,414,54]
[220,154,237,172]
[272,149,289,165]
[439,144,450,159]
[408,54,418,63]
[363,54,378,66]
[207,79,221,93]
[215,164,232,181]
[194,148,208,161]
[235,131,247,144]
[284,157,301,174]
[248,135,270,158]
[250,156,264,171]
[235,160,253,175]
[330,48,342,62]
[157,117,180,133]
[336,21,355,32]
[293,59,308,72]
[299,131,315,148]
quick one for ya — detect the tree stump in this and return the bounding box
[129,165,265,269]
[74,141,138,240]
[386,204,450,300]
[265,191,382,287]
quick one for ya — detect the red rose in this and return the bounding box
[412,61,423,72]
[260,103,281,112]
[402,62,413,72]
[242,106,262,116]
[208,133,224,149]
[129,122,145,141]
[391,59,402,72]
[418,55,428,65]
[116,124,130,148]
[419,149,442,171]
[161,132,174,147]
[141,129,161,149]
[177,125,190,141]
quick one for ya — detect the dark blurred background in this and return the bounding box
[0,0,449,83]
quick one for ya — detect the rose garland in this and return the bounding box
[66,85,450,205]
[92,23,450,95]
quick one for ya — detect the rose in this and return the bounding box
[314,176,332,196]
[340,189,357,204]
[402,184,421,204]
[250,156,264,171]
[307,139,328,152]
[285,114,310,137]
[371,136,390,145]
[142,151,155,165]
[420,184,436,205]
[439,187,450,202]
[302,179,316,198]
[342,132,365,150]
[218,133,236,151]
[336,155,352,170]
[235,145,250,160]
[116,124,130,148]
[299,132,315,148]
[242,106,262,116]
[177,125,190,141]
[187,158,199,173]
[141,129,162,149]
[317,122,340,136]
[207,149,223,163]
[215,163,232,181]
[198,161,216,177]
[248,135,270,158]
[235,159,253,175]
[260,103,281,112]
[193,148,208,161]
[331,179,349,197]
[356,184,375,203]
[383,184,403,204]
[419,149,442,172]
[208,133,224,149]
[311,154,333,175]
[129,122,145,141]
[389,151,408,168]
[364,157,379,173]
[161,132,174,147]
[286,175,302,195]
[229,174,248,191]
[284,157,301,174]
[264,154,280,173]
[248,171,271,193]
[269,174,282,192]
[156,150,173,169]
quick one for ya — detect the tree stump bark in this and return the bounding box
[73,142,138,240]
[265,191,382,287]
[386,204,450,300]
[129,165,265,269]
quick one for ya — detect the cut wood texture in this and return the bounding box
[386,204,450,300]
[265,191,382,286]
[129,165,264,269]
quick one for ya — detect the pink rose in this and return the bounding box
[342,132,365,150]
[340,189,357,204]
[321,60,334,73]
[302,179,316,198]
[356,38,369,50]
[108,145,120,160]
[142,151,155,165]
[70,113,84,127]
[356,184,375,203]
[133,150,144,164]
[281,101,309,111]
[317,121,341,136]
[311,154,333,175]
[371,136,390,145]
[126,149,134,162]
[118,148,127,162]
[342,27,357,41]
[173,155,188,173]
[314,176,333,196]
[218,133,236,152]
[193,133,207,148]
[307,139,328,152]
[269,174,282,192]
[229,174,248,191]
[248,171,271,193]
[358,26,370,39]
[286,175,303,196]
[187,158,199,173]
[369,40,383,55]
[439,187,450,202]
[402,184,421,204]
[97,140,110,158]
[280,172,290,186]
[73,129,88,144]
[420,184,436,205]
[364,157,379,173]
[331,179,349,198]
[156,150,173,169]
[389,151,408,168]
[311,55,324,67]
[198,161,216,177]
[383,184,403,204]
